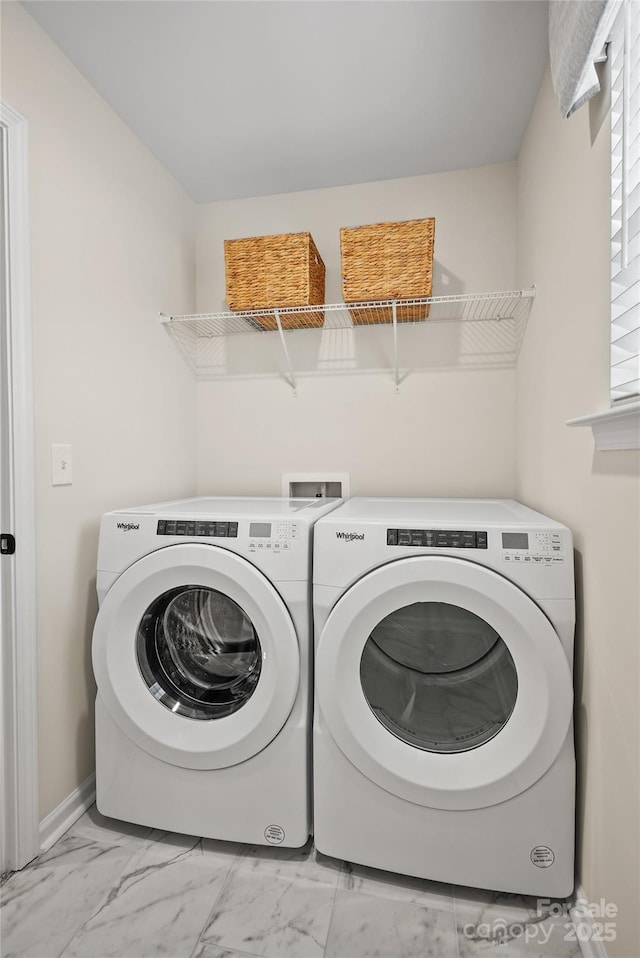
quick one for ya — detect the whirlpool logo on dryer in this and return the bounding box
[116,522,140,532]
[335,531,365,542]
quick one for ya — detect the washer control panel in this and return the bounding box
[156,519,238,538]
[387,529,488,549]
[502,530,565,564]
[248,521,299,554]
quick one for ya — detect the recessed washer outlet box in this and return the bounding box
[282,472,350,499]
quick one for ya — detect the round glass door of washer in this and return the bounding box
[137,585,261,720]
[360,601,518,753]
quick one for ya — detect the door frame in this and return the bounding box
[0,100,39,873]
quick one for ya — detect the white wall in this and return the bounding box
[3,16,636,951]
[1,3,197,820]
[517,68,639,958]
[196,164,518,497]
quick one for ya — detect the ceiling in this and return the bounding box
[22,1,549,204]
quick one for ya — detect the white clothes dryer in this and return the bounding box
[313,498,575,896]
[92,496,339,847]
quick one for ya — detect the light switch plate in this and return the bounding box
[51,444,72,485]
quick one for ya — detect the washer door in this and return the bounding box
[93,544,299,769]
[315,556,573,810]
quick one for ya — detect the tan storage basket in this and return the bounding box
[224,232,325,330]
[340,218,435,324]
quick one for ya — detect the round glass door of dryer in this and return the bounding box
[137,586,262,721]
[314,554,573,809]
[360,602,518,753]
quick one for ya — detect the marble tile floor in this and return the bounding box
[1,806,582,958]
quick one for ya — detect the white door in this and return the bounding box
[316,556,573,810]
[0,103,38,874]
[1,117,7,875]
[93,543,300,769]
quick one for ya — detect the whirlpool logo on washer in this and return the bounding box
[335,531,365,542]
[116,522,140,532]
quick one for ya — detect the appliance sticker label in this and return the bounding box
[264,824,285,845]
[530,845,555,868]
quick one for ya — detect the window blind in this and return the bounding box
[610,0,640,403]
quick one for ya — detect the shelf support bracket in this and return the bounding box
[392,301,400,393]
[273,309,298,395]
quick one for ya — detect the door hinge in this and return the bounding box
[1,533,16,555]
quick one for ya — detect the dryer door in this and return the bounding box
[93,543,299,769]
[315,556,573,810]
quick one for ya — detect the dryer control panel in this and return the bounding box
[387,529,488,549]
[248,521,299,554]
[156,519,239,538]
[501,531,565,564]
[153,516,302,558]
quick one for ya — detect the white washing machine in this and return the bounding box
[92,495,339,847]
[313,498,575,897]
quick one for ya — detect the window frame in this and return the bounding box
[567,0,640,449]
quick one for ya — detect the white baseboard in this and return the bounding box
[39,773,96,853]
[570,884,610,958]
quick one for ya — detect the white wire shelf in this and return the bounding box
[161,288,535,337]
[160,287,536,392]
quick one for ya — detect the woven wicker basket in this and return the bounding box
[224,232,325,330]
[340,218,435,324]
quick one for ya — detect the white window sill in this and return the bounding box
[566,401,640,450]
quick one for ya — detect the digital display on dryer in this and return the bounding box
[249,522,272,538]
[502,533,529,550]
